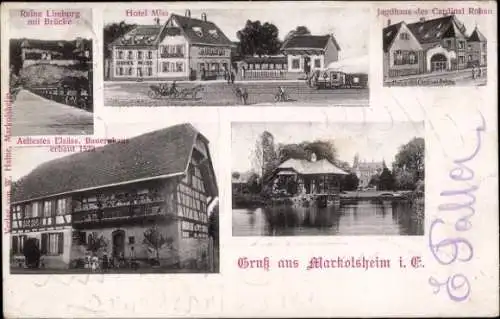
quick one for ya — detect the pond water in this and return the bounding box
[232,199,424,236]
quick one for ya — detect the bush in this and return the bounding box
[23,238,41,268]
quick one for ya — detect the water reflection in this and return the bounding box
[233,200,424,236]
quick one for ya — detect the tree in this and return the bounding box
[252,131,279,181]
[103,21,137,59]
[143,226,173,263]
[208,204,219,242]
[368,175,379,187]
[393,168,416,190]
[236,20,281,56]
[246,172,262,194]
[9,39,23,76]
[377,167,395,191]
[86,232,108,254]
[277,140,338,164]
[340,173,359,191]
[284,25,311,42]
[393,137,425,189]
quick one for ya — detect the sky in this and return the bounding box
[231,122,425,173]
[9,8,94,40]
[381,11,490,36]
[104,6,370,59]
[10,121,220,182]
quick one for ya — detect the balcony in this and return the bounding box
[73,201,172,228]
[14,216,69,230]
[159,52,185,58]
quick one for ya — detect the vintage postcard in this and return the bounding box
[1,1,499,318]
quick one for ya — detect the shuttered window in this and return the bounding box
[12,236,19,254]
[41,233,48,254]
[41,232,64,255]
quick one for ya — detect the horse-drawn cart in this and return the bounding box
[148,84,204,100]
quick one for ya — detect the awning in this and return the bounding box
[324,55,369,74]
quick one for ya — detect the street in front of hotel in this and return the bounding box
[104,80,369,107]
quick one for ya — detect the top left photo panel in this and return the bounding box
[8,8,94,136]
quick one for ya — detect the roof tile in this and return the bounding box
[12,123,201,203]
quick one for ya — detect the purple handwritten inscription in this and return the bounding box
[428,113,485,302]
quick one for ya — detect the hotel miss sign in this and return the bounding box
[196,46,229,57]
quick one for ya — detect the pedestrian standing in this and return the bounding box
[102,252,109,272]
[130,246,137,270]
[471,65,476,79]
[231,71,235,84]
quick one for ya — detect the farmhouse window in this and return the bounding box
[314,58,321,68]
[138,51,143,59]
[56,199,67,215]
[41,232,64,255]
[399,32,409,40]
[127,67,133,75]
[147,51,153,59]
[127,51,134,59]
[147,67,153,76]
[118,67,123,75]
[291,58,300,69]
[458,41,465,49]
[393,50,418,65]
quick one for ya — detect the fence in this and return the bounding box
[240,69,287,80]
[30,86,93,112]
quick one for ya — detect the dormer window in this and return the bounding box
[437,23,442,29]
[418,26,424,32]
[436,31,441,37]
[209,29,219,38]
[386,31,392,37]
[192,27,203,37]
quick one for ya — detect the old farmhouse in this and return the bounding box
[10,123,218,271]
[383,15,487,78]
[109,10,233,81]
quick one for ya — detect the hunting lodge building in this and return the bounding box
[109,10,233,80]
[10,124,218,270]
[383,15,487,78]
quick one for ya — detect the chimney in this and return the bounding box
[420,17,425,22]
[201,12,207,22]
[185,9,191,18]
[387,19,391,27]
